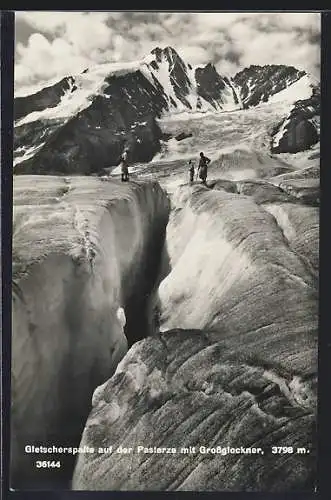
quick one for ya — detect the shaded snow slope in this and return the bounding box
[11,176,170,489]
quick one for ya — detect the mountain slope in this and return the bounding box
[14,52,320,175]
[15,47,240,125]
[14,76,76,121]
[233,65,316,108]
[232,64,320,154]
[271,86,320,153]
[13,47,240,174]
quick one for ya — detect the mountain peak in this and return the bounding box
[233,64,312,108]
[151,46,177,55]
[150,46,181,66]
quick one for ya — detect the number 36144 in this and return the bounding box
[35,461,61,468]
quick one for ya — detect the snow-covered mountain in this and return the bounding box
[14,48,319,175]
[144,47,241,113]
[232,64,320,154]
[14,47,241,174]
[15,47,240,125]
[233,64,317,108]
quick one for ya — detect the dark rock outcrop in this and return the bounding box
[195,63,228,110]
[232,65,320,155]
[271,88,320,154]
[161,132,173,141]
[11,176,170,489]
[175,131,193,141]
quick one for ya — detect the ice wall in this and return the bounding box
[11,176,170,488]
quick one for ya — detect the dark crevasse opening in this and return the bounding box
[122,215,172,347]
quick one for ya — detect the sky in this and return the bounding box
[14,11,321,95]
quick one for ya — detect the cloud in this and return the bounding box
[15,12,117,90]
[16,11,110,35]
[15,33,88,86]
[177,46,210,66]
[14,11,321,94]
[240,30,320,73]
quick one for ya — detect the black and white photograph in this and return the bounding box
[11,11,320,491]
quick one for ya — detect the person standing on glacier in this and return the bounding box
[188,160,195,184]
[197,152,211,185]
[120,149,130,182]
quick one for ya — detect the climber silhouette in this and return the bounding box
[188,160,195,184]
[197,152,211,185]
[120,149,130,182]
